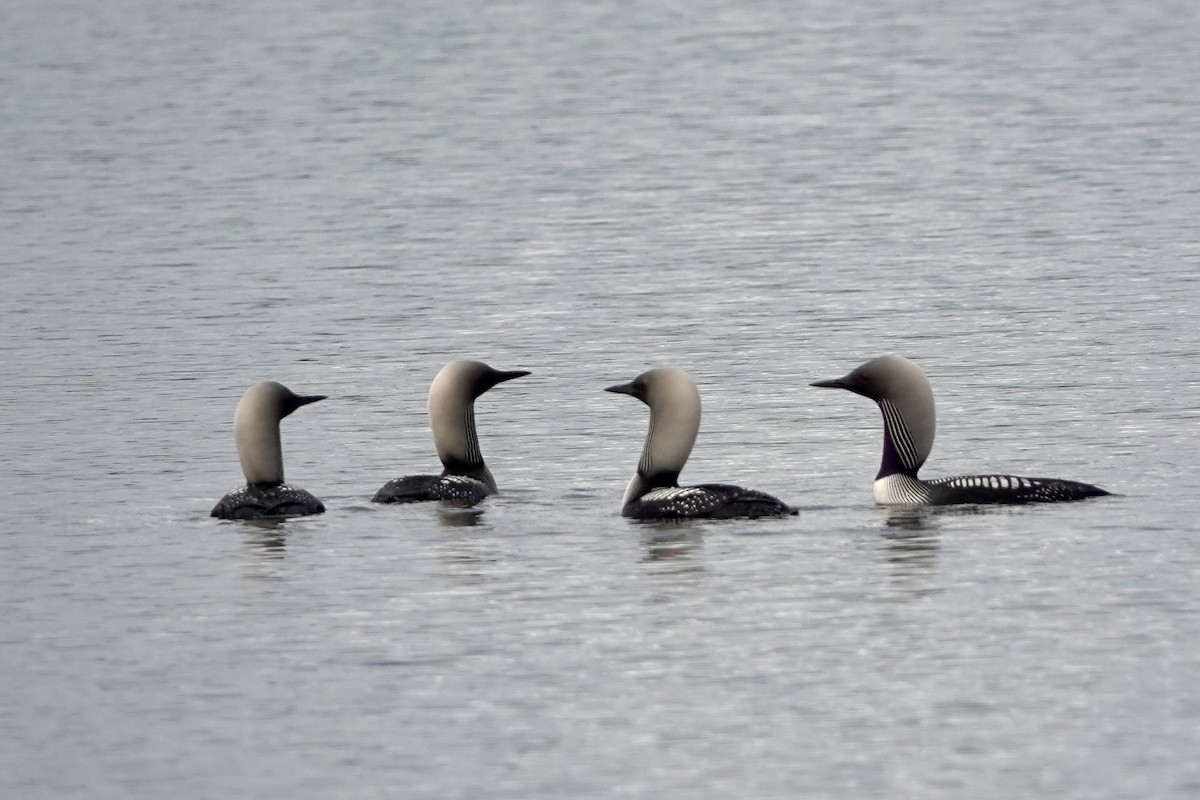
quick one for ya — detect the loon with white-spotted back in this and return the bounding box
[811,354,1110,506]
[606,366,796,520]
[211,381,326,520]
[373,360,530,507]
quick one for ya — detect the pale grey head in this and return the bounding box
[427,359,530,484]
[232,381,326,486]
[606,366,702,503]
[812,354,936,476]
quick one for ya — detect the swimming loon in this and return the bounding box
[373,359,530,506]
[607,366,797,520]
[811,354,1110,506]
[211,381,326,520]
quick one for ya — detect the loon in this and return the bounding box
[606,366,797,520]
[811,354,1110,506]
[211,381,326,520]
[373,359,530,506]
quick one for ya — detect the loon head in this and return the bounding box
[812,354,936,478]
[606,366,701,494]
[428,359,530,482]
[233,381,326,487]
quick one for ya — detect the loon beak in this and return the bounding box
[472,367,530,398]
[279,392,326,419]
[811,373,875,399]
[295,394,327,406]
[493,369,531,385]
[605,381,637,397]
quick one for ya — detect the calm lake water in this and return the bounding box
[3,0,1199,797]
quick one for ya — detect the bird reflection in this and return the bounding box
[640,523,704,563]
[880,506,938,531]
[434,539,501,585]
[241,518,288,557]
[433,508,493,583]
[437,506,484,528]
[880,534,942,596]
[876,508,942,596]
[638,526,705,602]
[237,518,289,581]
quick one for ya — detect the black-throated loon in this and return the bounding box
[373,359,530,506]
[211,381,326,520]
[811,354,1110,506]
[607,366,797,520]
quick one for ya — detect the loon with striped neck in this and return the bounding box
[607,366,797,520]
[373,360,530,506]
[211,381,326,520]
[811,355,1110,506]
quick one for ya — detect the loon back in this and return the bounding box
[372,473,494,507]
[622,483,797,520]
[812,355,1110,506]
[875,473,1110,507]
[607,366,796,520]
[211,483,326,519]
[374,359,528,506]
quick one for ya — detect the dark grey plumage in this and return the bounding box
[373,474,496,507]
[620,482,798,521]
[211,483,325,520]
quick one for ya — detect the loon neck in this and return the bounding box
[876,398,925,480]
[638,394,698,486]
[432,407,496,489]
[234,390,286,485]
[627,419,692,506]
[607,366,701,507]
[622,469,681,507]
[439,451,497,491]
[236,421,284,485]
[431,399,488,469]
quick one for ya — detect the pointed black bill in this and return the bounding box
[605,381,637,397]
[494,369,531,385]
[811,373,876,399]
[475,367,530,397]
[280,392,326,419]
[295,394,327,406]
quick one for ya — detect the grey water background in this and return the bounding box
[3,0,1199,796]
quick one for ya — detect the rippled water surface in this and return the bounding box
[3,0,1199,797]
